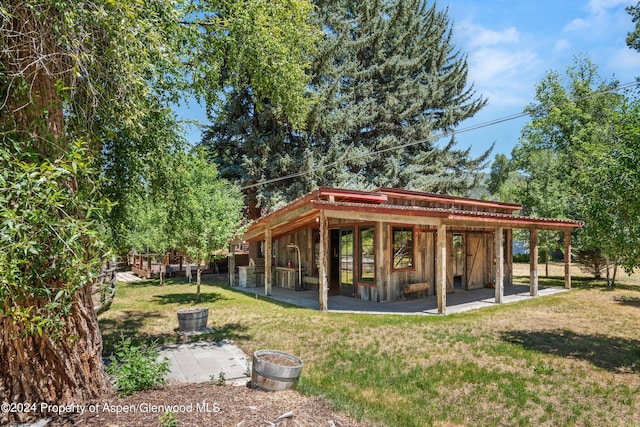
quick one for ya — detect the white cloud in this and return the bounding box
[587,0,632,14]
[469,48,537,83]
[609,47,640,71]
[454,19,539,108]
[554,39,572,52]
[467,48,538,107]
[564,17,590,33]
[564,0,634,37]
[466,27,520,48]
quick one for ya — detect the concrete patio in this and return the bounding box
[230,281,568,315]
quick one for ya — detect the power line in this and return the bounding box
[239,80,640,191]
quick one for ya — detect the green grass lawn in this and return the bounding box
[99,264,640,426]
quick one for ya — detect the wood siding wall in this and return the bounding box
[273,229,313,273]
[268,220,514,301]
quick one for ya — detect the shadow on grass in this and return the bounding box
[195,322,251,343]
[221,285,305,310]
[514,275,640,292]
[152,292,227,305]
[99,310,167,354]
[100,313,250,355]
[614,295,640,308]
[117,279,162,288]
[502,329,640,373]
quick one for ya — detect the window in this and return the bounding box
[340,229,354,285]
[359,227,375,283]
[392,227,414,270]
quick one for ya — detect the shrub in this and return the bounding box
[159,411,178,427]
[106,335,170,396]
[513,253,530,263]
[575,247,609,279]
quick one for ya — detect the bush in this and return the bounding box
[575,247,609,279]
[106,335,170,396]
[513,253,530,263]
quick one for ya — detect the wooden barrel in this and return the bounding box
[177,307,209,332]
[251,350,303,391]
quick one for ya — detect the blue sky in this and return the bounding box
[174,0,640,162]
[447,0,640,158]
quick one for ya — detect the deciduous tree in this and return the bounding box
[505,56,639,282]
[170,149,244,302]
[0,0,316,422]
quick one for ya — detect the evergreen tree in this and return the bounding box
[308,0,489,193]
[203,88,314,218]
[204,0,491,218]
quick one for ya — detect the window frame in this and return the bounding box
[358,225,376,285]
[391,226,415,271]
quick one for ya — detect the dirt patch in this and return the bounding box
[50,382,366,426]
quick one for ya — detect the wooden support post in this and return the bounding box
[564,231,572,289]
[375,222,385,302]
[265,229,272,295]
[495,227,504,304]
[530,229,539,296]
[319,212,329,311]
[436,224,447,315]
[229,243,236,287]
[307,229,313,276]
[506,229,513,285]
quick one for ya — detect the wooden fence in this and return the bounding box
[92,263,117,315]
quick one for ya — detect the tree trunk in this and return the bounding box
[1,6,111,423]
[545,253,549,277]
[246,187,262,261]
[0,285,111,424]
[196,266,203,303]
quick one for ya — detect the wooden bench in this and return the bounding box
[302,276,319,290]
[403,282,430,298]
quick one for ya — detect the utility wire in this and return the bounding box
[239,80,640,191]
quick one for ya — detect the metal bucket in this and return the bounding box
[251,350,303,391]
[177,307,209,332]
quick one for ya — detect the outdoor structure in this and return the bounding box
[240,187,583,314]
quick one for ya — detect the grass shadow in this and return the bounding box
[116,279,162,288]
[514,275,593,288]
[100,311,251,354]
[99,310,168,354]
[513,275,640,293]
[221,285,307,310]
[614,295,640,308]
[152,292,227,305]
[178,322,251,343]
[502,329,640,373]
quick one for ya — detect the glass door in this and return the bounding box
[339,229,355,296]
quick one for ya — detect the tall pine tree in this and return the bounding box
[203,88,314,219]
[204,0,490,217]
[309,0,489,191]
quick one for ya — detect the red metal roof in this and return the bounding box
[375,187,522,210]
[243,187,582,241]
[311,200,582,230]
[318,187,388,203]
